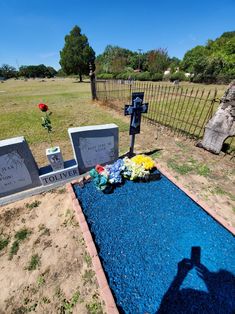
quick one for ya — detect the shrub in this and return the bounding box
[151,73,163,81]
[96,73,114,80]
[170,71,187,82]
[135,71,151,81]
[116,72,132,80]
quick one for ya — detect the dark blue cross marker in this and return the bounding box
[124,92,148,156]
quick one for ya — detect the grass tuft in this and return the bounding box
[37,275,45,286]
[197,164,211,176]
[26,200,41,209]
[9,241,19,260]
[86,295,103,314]
[82,270,95,285]
[83,251,92,267]
[167,159,194,175]
[15,228,31,241]
[26,254,40,271]
[0,236,9,251]
[61,290,80,313]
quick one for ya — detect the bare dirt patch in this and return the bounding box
[0,188,104,314]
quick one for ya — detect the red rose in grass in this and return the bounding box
[38,103,48,112]
[95,164,105,174]
[38,103,53,148]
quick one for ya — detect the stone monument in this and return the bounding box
[199,81,235,154]
[68,124,119,173]
[0,136,41,197]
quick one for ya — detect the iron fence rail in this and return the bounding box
[96,80,234,153]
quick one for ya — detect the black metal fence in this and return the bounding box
[96,80,220,140]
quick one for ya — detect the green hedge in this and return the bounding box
[96,71,163,81]
[169,71,188,82]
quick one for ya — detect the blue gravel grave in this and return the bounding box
[74,173,235,314]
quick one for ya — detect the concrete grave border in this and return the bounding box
[67,164,234,314]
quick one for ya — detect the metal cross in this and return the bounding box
[124,92,148,156]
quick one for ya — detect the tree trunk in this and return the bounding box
[79,73,82,82]
[198,81,235,154]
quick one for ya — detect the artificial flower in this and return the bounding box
[38,103,48,112]
[89,168,108,191]
[106,159,125,184]
[95,164,105,174]
[131,155,155,170]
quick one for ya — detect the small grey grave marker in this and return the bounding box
[0,137,41,198]
[68,124,119,174]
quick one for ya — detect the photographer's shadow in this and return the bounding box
[157,252,235,313]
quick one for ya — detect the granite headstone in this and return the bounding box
[0,136,41,197]
[68,124,119,174]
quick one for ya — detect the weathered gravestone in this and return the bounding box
[198,81,235,154]
[0,137,41,197]
[68,124,119,174]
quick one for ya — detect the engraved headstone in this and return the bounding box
[68,124,119,174]
[0,137,41,197]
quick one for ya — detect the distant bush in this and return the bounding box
[96,73,114,79]
[97,71,163,82]
[151,73,163,81]
[170,71,187,82]
[192,72,235,84]
[116,72,133,80]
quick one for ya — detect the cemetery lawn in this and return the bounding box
[0,187,105,313]
[0,78,129,167]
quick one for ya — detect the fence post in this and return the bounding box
[89,63,97,100]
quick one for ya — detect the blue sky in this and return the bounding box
[0,0,234,70]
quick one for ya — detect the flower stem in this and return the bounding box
[47,130,53,149]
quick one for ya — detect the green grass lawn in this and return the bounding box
[0,78,233,165]
[0,78,129,146]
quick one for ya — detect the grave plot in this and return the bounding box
[74,175,235,314]
[0,189,105,313]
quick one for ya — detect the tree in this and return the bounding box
[95,45,134,74]
[19,65,57,78]
[0,64,17,79]
[60,25,95,81]
[145,49,170,74]
[181,31,235,83]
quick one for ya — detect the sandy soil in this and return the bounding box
[0,187,104,314]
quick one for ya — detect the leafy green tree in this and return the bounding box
[19,65,57,78]
[181,46,208,73]
[145,49,170,74]
[0,64,17,79]
[182,31,235,83]
[60,25,95,81]
[169,57,181,72]
[95,45,134,74]
[46,66,57,78]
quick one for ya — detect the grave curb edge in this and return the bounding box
[67,179,119,314]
